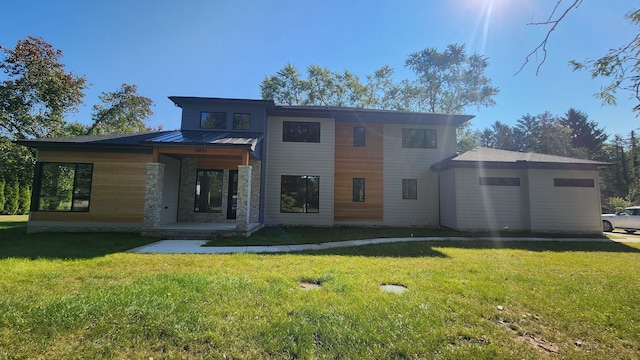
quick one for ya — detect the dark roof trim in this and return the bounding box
[431,160,609,172]
[169,96,473,126]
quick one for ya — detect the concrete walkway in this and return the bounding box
[127,235,640,254]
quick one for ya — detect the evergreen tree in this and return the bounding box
[0,179,5,214]
[4,181,19,215]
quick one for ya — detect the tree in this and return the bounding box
[521,1,640,115]
[559,108,608,158]
[261,44,499,115]
[85,83,156,135]
[401,43,499,114]
[0,36,87,139]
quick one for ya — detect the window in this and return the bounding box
[195,170,224,212]
[479,177,520,186]
[554,178,594,188]
[283,121,321,142]
[402,179,417,199]
[402,128,436,148]
[233,113,251,130]
[353,127,366,147]
[280,175,319,213]
[200,112,227,129]
[33,162,93,212]
[353,178,365,202]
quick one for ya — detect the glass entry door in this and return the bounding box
[227,170,238,219]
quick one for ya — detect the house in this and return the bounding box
[18,96,607,236]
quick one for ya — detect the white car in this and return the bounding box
[602,206,640,233]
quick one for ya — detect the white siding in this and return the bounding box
[453,168,529,231]
[528,169,602,233]
[264,116,335,225]
[159,155,181,224]
[383,124,457,226]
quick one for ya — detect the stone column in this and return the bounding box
[249,159,261,224]
[236,165,252,230]
[144,162,165,229]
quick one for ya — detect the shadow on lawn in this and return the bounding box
[301,239,640,258]
[0,222,156,260]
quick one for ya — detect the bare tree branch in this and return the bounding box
[516,0,583,75]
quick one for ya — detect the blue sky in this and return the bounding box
[2,0,638,137]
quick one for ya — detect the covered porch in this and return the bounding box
[141,131,263,237]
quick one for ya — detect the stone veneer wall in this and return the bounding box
[144,163,165,229]
[236,165,252,230]
[249,159,261,224]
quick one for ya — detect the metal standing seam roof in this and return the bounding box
[17,130,263,152]
[143,131,262,151]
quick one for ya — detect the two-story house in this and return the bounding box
[19,96,607,236]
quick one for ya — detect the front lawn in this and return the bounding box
[1,217,639,358]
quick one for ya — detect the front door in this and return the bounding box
[227,170,238,219]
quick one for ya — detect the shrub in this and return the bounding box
[4,181,19,215]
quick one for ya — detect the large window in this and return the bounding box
[195,170,224,212]
[402,128,436,148]
[280,175,319,213]
[33,162,93,212]
[201,112,227,129]
[353,178,365,202]
[402,179,417,199]
[283,121,321,142]
[233,113,251,130]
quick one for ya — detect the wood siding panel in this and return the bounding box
[32,151,151,223]
[264,116,335,225]
[334,123,383,222]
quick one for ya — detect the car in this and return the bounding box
[602,206,640,233]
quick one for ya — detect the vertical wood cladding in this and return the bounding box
[334,123,383,221]
[31,151,152,223]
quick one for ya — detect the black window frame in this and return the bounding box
[353,178,365,202]
[402,128,437,149]
[200,111,227,129]
[32,162,93,212]
[402,178,418,200]
[233,113,251,130]
[553,178,594,188]
[353,127,366,147]
[282,121,321,143]
[280,175,320,213]
[479,177,521,186]
[194,169,224,213]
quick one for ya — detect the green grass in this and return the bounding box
[204,226,608,246]
[1,217,639,358]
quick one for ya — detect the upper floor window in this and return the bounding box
[32,162,93,212]
[283,121,320,143]
[201,112,227,129]
[353,127,366,147]
[402,128,436,148]
[233,113,251,130]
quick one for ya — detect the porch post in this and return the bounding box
[236,165,252,231]
[144,162,165,230]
